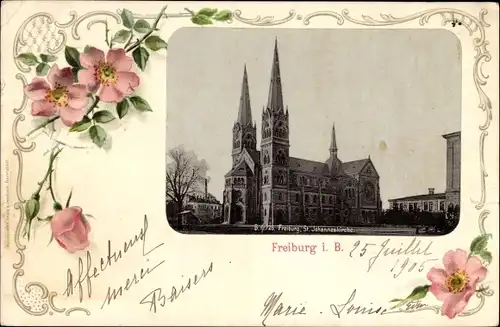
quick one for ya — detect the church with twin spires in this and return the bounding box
[222,39,382,226]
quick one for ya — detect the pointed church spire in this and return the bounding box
[266,38,284,113]
[330,122,338,155]
[237,64,252,126]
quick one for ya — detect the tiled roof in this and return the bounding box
[389,193,446,202]
[289,157,329,175]
[226,160,252,177]
[247,149,260,165]
[342,159,369,175]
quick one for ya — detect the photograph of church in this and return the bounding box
[222,39,382,227]
[166,28,462,235]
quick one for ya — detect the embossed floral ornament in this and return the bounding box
[427,249,487,318]
[78,47,139,103]
[24,64,89,126]
[51,206,91,253]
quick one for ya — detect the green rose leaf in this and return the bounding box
[25,198,40,221]
[390,285,429,309]
[40,54,57,62]
[408,285,430,300]
[470,234,490,255]
[16,53,39,66]
[84,45,91,53]
[145,35,168,51]
[191,14,213,25]
[132,46,150,71]
[389,298,405,303]
[89,125,107,148]
[38,215,53,222]
[133,19,151,33]
[48,233,54,245]
[479,250,492,264]
[36,63,50,76]
[116,99,130,119]
[64,46,81,68]
[213,10,233,21]
[197,8,218,17]
[71,67,80,82]
[53,202,63,211]
[93,110,116,123]
[112,29,131,44]
[129,95,152,112]
[121,9,135,29]
[69,116,91,132]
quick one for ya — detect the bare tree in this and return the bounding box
[166,146,208,219]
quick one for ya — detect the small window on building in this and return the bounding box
[424,202,428,211]
[409,204,414,211]
[313,195,317,203]
[429,202,434,211]
[305,194,309,202]
[295,194,299,202]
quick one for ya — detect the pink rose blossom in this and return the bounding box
[427,249,487,319]
[24,64,89,126]
[78,47,140,103]
[50,206,91,253]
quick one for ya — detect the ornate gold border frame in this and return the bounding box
[6,5,494,318]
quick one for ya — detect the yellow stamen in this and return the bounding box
[45,83,69,107]
[445,270,469,294]
[94,61,117,86]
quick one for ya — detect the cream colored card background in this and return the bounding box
[0,1,499,326]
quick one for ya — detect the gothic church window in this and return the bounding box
[244,134,255,149]
[263,152,270,165]
[295,194,299,202]
[264,193,267,201]
[313,195,317,203]
[277,173,285,185]
[305,194,309,203]
[276,150,287,165]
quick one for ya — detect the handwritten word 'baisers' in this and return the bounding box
[139,262,214,313]
[62,215,164,306]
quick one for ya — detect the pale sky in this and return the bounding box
[166,28,461,208]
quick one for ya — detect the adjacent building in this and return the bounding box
[185,178,222,223]
[388,132,461,213]
[389,188,446,212]
[222,39,382,226]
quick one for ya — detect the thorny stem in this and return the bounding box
[85,96,100,118]
[27,116,58,137]
[124,30,135,49]
[125,5,168,53]
[33,148,63,198]
[105,20,111,48]
[48,168,58,203]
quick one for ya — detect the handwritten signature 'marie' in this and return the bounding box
[139,262,214,313]
[260,292,307,326]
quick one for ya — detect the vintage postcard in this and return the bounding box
[1,1,499,326]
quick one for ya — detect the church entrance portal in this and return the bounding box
[230,205,244,224]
